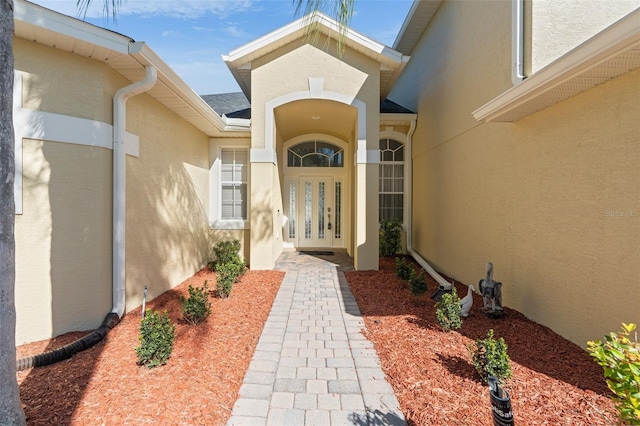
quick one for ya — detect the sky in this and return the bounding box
[30,0,415,95]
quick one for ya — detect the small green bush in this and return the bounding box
[409,268,427,298]
[210,240,246,274]
[180,281,212,325]
[587,323,640,425]
[468,329,512,383]
[216,262,241,298]
[395,256,412,281]
[379,220,403,257]
[136,309,175,368]
[435,287,462,331]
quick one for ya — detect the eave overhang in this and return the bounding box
[392,0,443,55]
[473,8,640,123]
[222,12,410,101]
[14,0,250,137]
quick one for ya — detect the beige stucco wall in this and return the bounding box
[249,37,381,269]
[16,39,112,123]
[529,0,640,73]
[125,92,211,308]
[209,229,250,263]
[15,140,113,344]
[14,40,212,343]
[390,0,640,346]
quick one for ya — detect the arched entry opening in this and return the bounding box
[282,136,349,250]
[273,99,357,253]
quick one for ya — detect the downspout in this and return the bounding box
[405,118,453,291]
[112,64,157,318]
[512,0,526,84]
[16,63,157,371]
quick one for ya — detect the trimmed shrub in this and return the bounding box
[216,262,242,298]
[468,329,512,383]
[435,287,462,331]
[395,256,412,281]
[180,281,212,325]
[587,323,640,425]
[136,309,175,368]
[409,268,428,299]
[210,239,246,275]
[379,220,403,257]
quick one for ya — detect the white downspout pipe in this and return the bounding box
[512,0,526,84]
[405,118,453,291]
[112,64,157,318]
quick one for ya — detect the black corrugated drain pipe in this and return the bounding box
[16,313,120,371]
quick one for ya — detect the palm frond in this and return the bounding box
[293,0,355,57]
[76,0,121,21]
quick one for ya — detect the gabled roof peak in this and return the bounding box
[223,12,409,100]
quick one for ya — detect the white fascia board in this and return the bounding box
[130,43,249,133]
[223,117,252,131]
[14,0,131,54]
[224,12,405,66]
[380,113,417,125]
[473,8,640,122]
[393,0,423,49]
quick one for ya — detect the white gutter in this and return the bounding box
[405,117,453,291]
[512,0,526,84]
[112,62,157,318]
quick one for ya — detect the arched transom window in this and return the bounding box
[379,138,404,222]
[287,140,344,167]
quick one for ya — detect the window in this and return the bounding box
[379,138,404,222]
[287,140,344,167]
[221,148,248,220]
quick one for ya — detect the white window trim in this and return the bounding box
[209,139,250,230]
[379,128,409,226]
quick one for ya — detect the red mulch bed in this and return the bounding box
[17,268,284,425]
[345,256,618,426]
[16,257,618,425]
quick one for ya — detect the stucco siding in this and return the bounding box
[249,38,382,269]
[391,0,640,346]
[13,41,213,343]
[15,140,113,344]
[15,38,112,123]
[530,0,640,73]
[124,93,211,311]
[390,0,512,152]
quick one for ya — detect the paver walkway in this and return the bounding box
[227,250,406,426]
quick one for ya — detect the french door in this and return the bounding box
[286,176,343,248]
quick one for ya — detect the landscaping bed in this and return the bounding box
[346,256,617,425]
[16,268,284,425]
[16,257,617,425]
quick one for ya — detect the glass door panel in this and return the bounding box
[297,177,332,248]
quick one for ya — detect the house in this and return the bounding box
[12,0,639,347]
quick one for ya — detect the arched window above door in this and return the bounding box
[287,140,344,167]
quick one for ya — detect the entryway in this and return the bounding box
[285,176,345,249]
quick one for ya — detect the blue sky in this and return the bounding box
[31,0,414,95]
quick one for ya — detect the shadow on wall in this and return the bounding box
[44,142,113,340]
[250,189,280,251]
[126,152,211,311]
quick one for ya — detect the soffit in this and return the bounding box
[223,13,409,101]
[393,0,443,55]
[14,0,249,138]
[473,9,640,123]
[274,99,356,142]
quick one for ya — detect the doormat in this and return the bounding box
[300,251,334,256]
